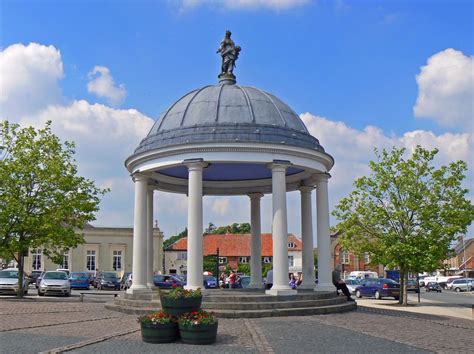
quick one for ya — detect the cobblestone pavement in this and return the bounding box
[0,298,473,353]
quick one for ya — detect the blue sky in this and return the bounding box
[1,0,473,241]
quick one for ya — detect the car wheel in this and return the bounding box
[355,290,362,298]
[24,288,28,295]
[438,290,442,293]
[394,297,399,300]
[38,291,44,296]
[65,291,71,297]
[374,291,381,300]
[455,287,461,292]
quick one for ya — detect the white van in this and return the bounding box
[348,271,378,280]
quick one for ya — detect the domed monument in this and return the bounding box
[125,32,335,297]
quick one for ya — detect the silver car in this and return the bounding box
[38,271,71,296]
[448,278,473,292]
[0,269,29,295]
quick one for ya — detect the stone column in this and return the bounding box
[128,173,150,294]
[146,187,155,289]
[248,193,264,289]
[299,186,316,290]
[266,162,295,296]
[185,161,207,290]
[315,173,333,291]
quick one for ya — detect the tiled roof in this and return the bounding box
[167,233,302,257]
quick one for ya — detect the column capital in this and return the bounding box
[313,172,331,183]
[184,158,208,171]
[132,172,152,183]
[267,159,292,172]
[248,192,264,200]
[298,185,314,194]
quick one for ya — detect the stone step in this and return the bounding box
[105,301,356,318]
[115,298,161,308]
[209,302,357,318]
[202,297,346,310]
[202,291,335,303]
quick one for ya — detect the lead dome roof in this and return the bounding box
[134,82,325,154]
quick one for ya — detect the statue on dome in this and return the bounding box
[217,31,241,77]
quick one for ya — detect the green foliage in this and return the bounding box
[161,286,202,299]
[262,263,273,277]
[206,222,251,235]
[237,263,250,275]
[0,121,108,297]
[203,255,218,274]
[332,146,473,304]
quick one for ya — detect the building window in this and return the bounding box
[364,252,370,264]
[112,250,123,271]
[177,252,187,260]
[61,252,69,269]
[239,257,248,263]
[31,249,42,270]
[86,250,96,271]
[263,256,272,264]
[341,251,349,265]
[218,257,227,264]
[288,242,296,248]
[288,255,294,267]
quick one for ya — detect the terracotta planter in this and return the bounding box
[160,296,202,316]
[179,321,218,345]
[140,321,179,343]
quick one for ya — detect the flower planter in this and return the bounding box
[179,321,218,345]
[160,296,202,317]
[140,321,179,343]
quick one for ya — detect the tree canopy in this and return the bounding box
[0,121,108,296]
[332,146,473,304]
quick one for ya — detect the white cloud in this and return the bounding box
[87,66,127,106]
[208,198,231,215]
[179,0,309,11]
[414,49,474,130]
[0,43,64,119]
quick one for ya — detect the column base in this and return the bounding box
[147,283,156,290]
[265,288,297,296]
[297,284,317,291]
[126,286,154,295]
[315,283,335,292]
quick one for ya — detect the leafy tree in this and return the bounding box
[0,121,107,297]
[203,255,218,275]
[333,146,473,305]
[237,263,250,275]
[262,263,273,278]
[163,227,187,249]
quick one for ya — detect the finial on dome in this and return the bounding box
[216,30,241,85]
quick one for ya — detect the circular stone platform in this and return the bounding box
[105,290,357,318]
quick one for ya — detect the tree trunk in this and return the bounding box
[401,268,408,306]
[17,251,25,299]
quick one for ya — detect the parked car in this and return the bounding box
[120,272,132,290]
[407,279,420,293]
[0,269,29,295]
[345,278,361,294]
[203,275,219,289]
[425,282,442,292]
[38,271,71,297]
[153,274,186,289]
[69,272,90,290]
[56,268,71,277]
[28,270,43,285]
[355,278,400,300]
[239,275,251,289]
[35,271,45,289]
[447,278,473,292]
[96,272,120,290]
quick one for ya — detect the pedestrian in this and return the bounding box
[229,270,237,289]
[332,265,355,301]
[289,273,297,289]
[296,273,303,287]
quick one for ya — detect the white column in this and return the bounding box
[266,162,295,296]
[315,173,333,291]
[299,186,316,290]
[248,193,264,289]
[146,187,155,289]
[128,173,150,294]
[185,161,207,290]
